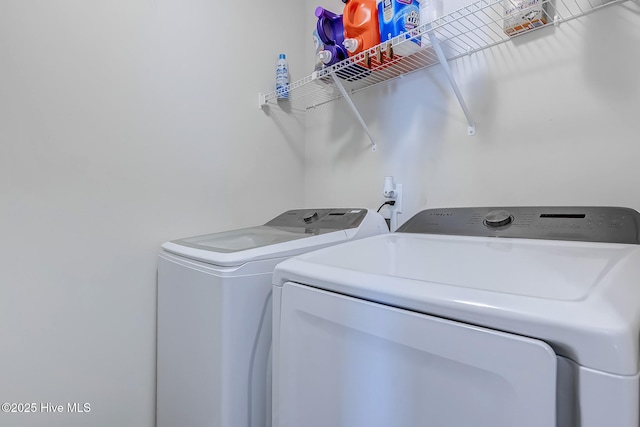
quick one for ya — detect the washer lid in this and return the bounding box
[162,208,369,266]
[273,232,640,375]
[172,225,314,253]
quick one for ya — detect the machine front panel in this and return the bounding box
[275,282,558,427]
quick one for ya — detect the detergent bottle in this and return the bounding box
[316,7,346,48]
[378,0,421,56]
[318,44,348,67]
[275,54,289,100]
[313,29,325,71]
[342,0,381,56]
[315,7,349,67]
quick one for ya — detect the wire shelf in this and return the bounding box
[259,0,625,110]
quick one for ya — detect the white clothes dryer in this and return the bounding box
[156,208,387,427]
[272,206,640,427]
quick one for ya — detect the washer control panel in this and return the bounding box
[397,206,640,244]
[265,208,368,231]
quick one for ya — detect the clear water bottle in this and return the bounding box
[276,53,289,100]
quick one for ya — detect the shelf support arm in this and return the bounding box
[330,72,377,151]
[428,29,476,135]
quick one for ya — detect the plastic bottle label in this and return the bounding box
[276,63,289,99]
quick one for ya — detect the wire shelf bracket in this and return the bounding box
[330,72,378,152]
[428,28,476,136]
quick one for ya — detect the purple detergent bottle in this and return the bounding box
[315,7,346,46]
[318,44,349,67]
[315,7,349,67]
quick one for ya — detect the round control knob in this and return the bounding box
[303,212,319,224]
[484,210,514,228]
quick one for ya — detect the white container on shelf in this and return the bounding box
[276,53,289,100]
[419,0,443,46]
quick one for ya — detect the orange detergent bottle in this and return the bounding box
[342,0,381,57]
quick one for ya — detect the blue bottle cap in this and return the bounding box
[279,54,286,59]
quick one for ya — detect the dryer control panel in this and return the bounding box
[397,206,640,244]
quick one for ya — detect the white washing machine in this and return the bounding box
[156,208,388,427]
[272,206,640,427]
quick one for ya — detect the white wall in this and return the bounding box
[303,1,640,227]
[0,1,305,426]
